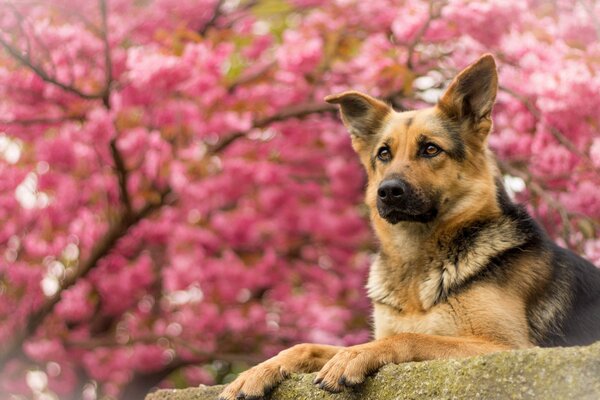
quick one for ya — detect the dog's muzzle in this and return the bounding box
[376,178,437,223]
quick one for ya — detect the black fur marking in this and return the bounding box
[495,178,513,213]
[340,96,369,118]
[462,200,570,345]
[432,182,535,295]
[319,381,342,393]
[475,236,535,287]
[539,246,600,347]
[443,183,600,346]
[454,201,543,291]
[242,395,263,400]
[457,66,495,120]
[334,94,391,138]
[405,116,414,130]
[439,119,466,161]
[369,154,377,171]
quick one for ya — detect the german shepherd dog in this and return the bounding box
[220,54,600,400]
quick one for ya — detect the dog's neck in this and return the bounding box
[367,183,526,312]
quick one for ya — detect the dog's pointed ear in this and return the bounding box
[325,91,391,139]
[438,54,498,123]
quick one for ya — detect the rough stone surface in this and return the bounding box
[146,342,600,400]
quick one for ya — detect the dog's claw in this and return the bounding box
[318,381,341,393]
[313,377,322,385]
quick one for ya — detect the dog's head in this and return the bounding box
[326,54,500,228]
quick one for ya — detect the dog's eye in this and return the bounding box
[377,146,392,162]
[421,143,442,158]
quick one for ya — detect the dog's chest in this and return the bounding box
[372,301,458,339]
[368,220,527,312]
[367,255,460,339]
[366,252,447,311]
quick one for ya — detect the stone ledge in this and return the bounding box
[146,341,600,400]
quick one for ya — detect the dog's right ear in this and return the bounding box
[325,91,391,139]
[437,54,498,124]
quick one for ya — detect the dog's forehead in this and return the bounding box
[384,108,446,137]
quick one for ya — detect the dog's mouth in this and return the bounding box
[375,178,439,224]
[377,205,438,224]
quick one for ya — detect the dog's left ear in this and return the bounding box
[438,54,498,124]
[325,91,391,139]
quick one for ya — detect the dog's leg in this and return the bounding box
[314,333,516,393]
[219,343,341,400]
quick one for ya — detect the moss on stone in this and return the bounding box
[146,342,600,400]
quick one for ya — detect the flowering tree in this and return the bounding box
[0,0,599,398]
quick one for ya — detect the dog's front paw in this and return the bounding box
[314,344,390,393]
[219,362,288,400]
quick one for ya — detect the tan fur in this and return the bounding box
[220,54,542,400]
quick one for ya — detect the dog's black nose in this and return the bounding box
[377,179,407,204]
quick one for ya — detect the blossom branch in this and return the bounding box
[500,86,600,177]
[498,160,573,242]
[208,101,337,154]
[0,34,104,100]
[0,115,85,126]
[65,335,263,364]
[199,0,225,36]
[227,62,276,93]
[110,139,133,215]
[98,0,134,218]
[66,331,264,398]
[219,0,260,30]
[122,359,193,399]
[0,188,173,368]
[406,0,447,70]
[7,3,58,76]
[99,0,112,108]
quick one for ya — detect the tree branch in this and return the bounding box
[65,334,263,364]
[219,0,259,30]
[99,1,133,218]
[66,333,264,400]
[227,62,276,93]
[121,359,191,400]
[99,0,112,108]
[406,0,447,70]
[199,0,225,36]
[110,139,133,215]
[0,188,173,368]
[7,3,58,76]
[207,101,337,154]
[0,34,104,100]
[500,86,600,177]
[0,115,85,126]
[498,160,573,242]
